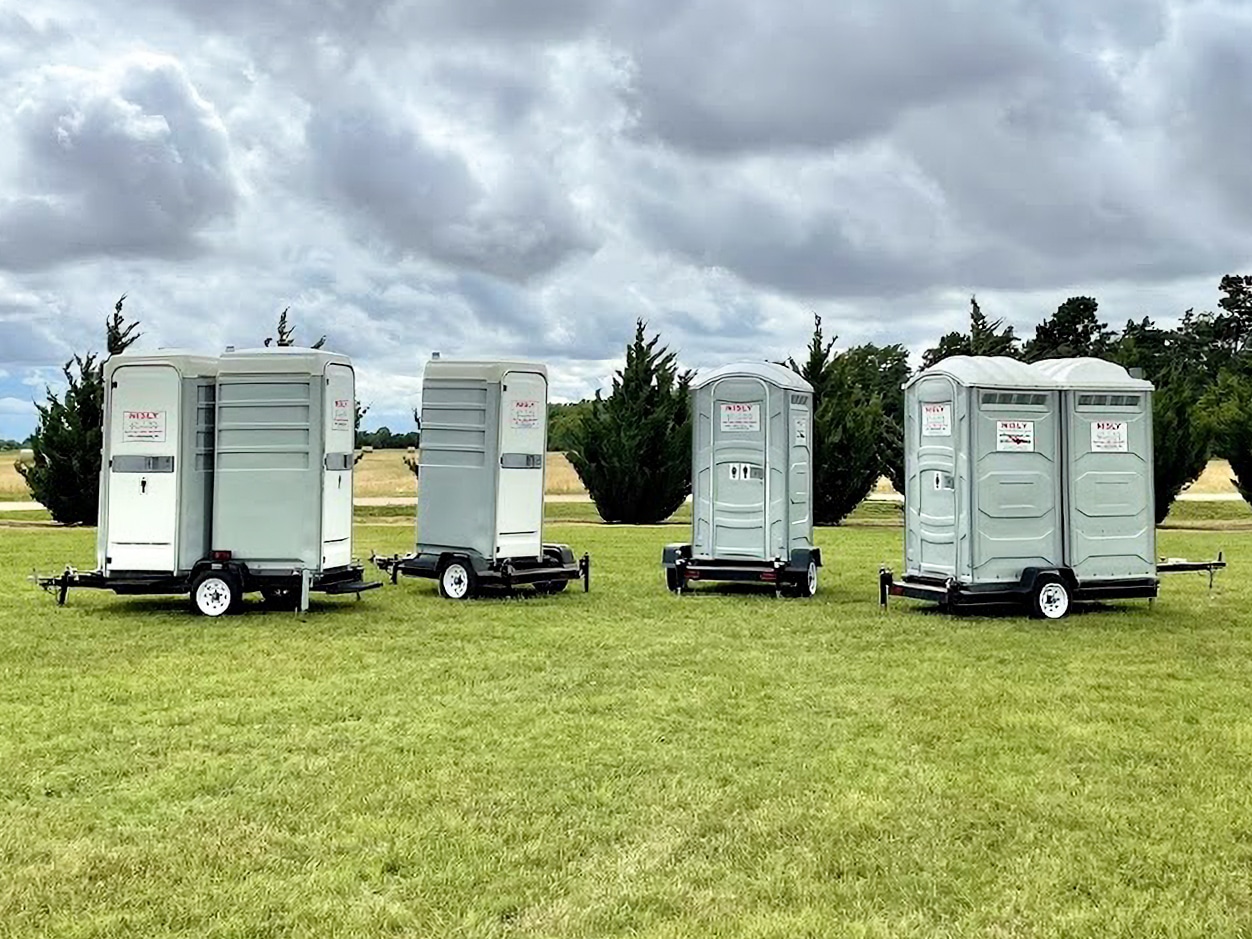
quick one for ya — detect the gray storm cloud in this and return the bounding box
[0,54,237,271]
[0,0,1250,434]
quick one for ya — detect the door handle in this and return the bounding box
[140,477,148,494]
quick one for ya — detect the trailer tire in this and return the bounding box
[665,568,682,593]
[1031,576,1071,620]
[790,561,818,598]
[534,580,568,594]
[438,559,477,600]
[192,571,239,617]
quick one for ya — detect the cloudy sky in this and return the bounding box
[2,0,1250,439]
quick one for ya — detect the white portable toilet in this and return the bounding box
[663,362,821,596]
[883,355,1167,618]
[97,352,218,576]
[40,347,379,615]
[212,347,357,574]
[374,358,589,599]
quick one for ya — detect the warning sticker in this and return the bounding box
[720,403,760,433]
[511,399,540,430]
[332,398,352,431]
[793,417,808,446]
[921,402,951,437]
[996,420,1035,452]
[1091,420,1128,453]
[122,410,166,442]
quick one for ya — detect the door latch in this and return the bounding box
[140,477,148,494]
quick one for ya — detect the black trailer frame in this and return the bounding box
[662,544,822,597]
[879,551,1226,618]
[372,543,590,600]
[37,558,380,615]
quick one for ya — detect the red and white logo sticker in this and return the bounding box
[719,402,760,433]
[511,399,540,429]
[332,398,352,431]
[921,402,951,437]
[122,410,166,442]
[996,420,1035,452]
[1091,420,1128,452]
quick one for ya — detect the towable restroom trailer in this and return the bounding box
[879,355,1223,618]
[662,363,822,596]
[373,358,590,599]
[40,347,379,615]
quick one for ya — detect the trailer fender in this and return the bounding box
[787,547,822,572]
[662,543,691,569]
[542,544,576,566]
[1016,567,1076,596]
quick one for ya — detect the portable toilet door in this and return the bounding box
[786,388,813,555]
[102,360,182,572]
[495,368,547,559]
[1034,358,1156,582]
[322,361,356,570]
[969,377,1064,583]
[904,371,961,579]
[700,371,771,559]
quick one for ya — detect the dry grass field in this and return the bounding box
[352,450,585,498]
[0,449,587,501]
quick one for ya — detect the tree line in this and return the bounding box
[17,275,1252,526]
[565,275,1252,524]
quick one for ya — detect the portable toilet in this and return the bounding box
[38,346,378,615]
[882,355,1163,618]
[97,352,219,577]
[212,347,356,572]
[1033,357,1155,583]
[662,362,821,596]
[374,358,589,599]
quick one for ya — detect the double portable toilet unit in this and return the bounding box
[663,362,822,596]
[46,347,377,614]
[882,355,1159,618]
[374,358,589,599]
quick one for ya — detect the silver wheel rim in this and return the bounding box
[1039,582,1068,619]
[806,562,818,596]
[443,564,470,599]
[196,578,232,616]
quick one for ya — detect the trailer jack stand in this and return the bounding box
[580,553,591,592]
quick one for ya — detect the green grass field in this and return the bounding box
[2,520,1251,937]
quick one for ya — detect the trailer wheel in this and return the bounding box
[438,560,477,600]
[793,560,818,598]
[192,571,238,617]
[1031,576,1070,620]
[665,568,682,593]
[534,580,568,594]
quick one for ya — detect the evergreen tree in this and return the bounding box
[839,342,910,494]
[921,295,1018,368]
[786,315,884,525]
[1200,371,1252,505]
[567,320,692,523]
[1023,296,1113,362]
[18,296,141,524]
[264,307,326,349]
[1111,316,1210,523]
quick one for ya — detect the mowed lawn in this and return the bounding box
[2,520,1252,937]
